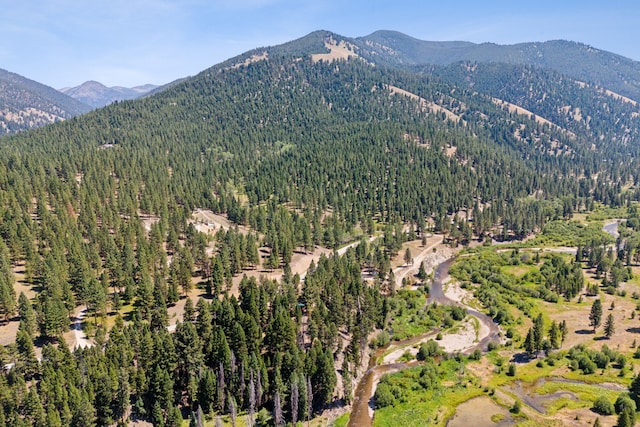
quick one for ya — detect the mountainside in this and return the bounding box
[355,30,640,102]
[1,30,640,426]
[5,30,639,225]
[0,68,91,136]
[60,80,159,108]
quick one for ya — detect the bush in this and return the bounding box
[374,382,396,408]
[417,340,443,360]
[507,363,516,377]
[614,395,636,415]
[592,396,614,415]
[579,356,597,374]
[593,352,610,369]
[468,349,481,361]
[375,331,390,348]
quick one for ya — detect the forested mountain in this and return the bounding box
[426,61,640,154]
[0,68,91,136]
[355,30,640,102]
[0,30,639,425]
[60,81,159,108]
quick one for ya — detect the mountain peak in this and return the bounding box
[60,81,158,108]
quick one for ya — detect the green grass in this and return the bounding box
[536,380,621,403]
[373,383,483,427]
[372,359,484,427]
[330,413,350,427]
[527,220,613,248]
[501,264,538,279]
[586,204,628,221]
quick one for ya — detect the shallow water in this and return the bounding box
[347,255,501,426]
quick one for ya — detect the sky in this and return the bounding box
[1,0,639,89]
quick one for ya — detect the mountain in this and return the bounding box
[60,80,159,108]
[0,29,639,425]
[5,29,639,226]
[355,30,640,102]
[0,68,91,136]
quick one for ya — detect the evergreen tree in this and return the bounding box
[403,248,412,266]
[549,321,560,349]
[604,313,615,338]
[532,314,544,351]
[524,328,535,355]
[18,292,37,338]
[589,299,602,332]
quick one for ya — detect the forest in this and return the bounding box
[0,31,639,426]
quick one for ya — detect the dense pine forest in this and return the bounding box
[0,30,639,426]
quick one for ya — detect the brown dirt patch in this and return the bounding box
[387,85,463,123]
[553,407,615,427]
[447,395,513,427]
[311,38,359,63]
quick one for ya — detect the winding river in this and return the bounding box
[347,256,501,427]
[348,219,625,426]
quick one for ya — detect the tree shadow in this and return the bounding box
[575,329,595,335]
[626,327,640,334]
[510,352,534,363]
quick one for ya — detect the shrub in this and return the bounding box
[592,396,614,415]
[374,382,395,408]
[614,395,636,415]
[417,340,443,360]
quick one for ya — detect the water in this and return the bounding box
[347,256,501,426]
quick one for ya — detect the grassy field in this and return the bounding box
[369,215,640,427]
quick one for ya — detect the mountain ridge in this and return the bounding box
[60,80,159,108]
[353,30,640,101]
[0,68,91,136]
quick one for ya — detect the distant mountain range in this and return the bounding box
[2,29,640,138]
[354,30,640,102]
[0,68,91,136]
[59,81,159,108]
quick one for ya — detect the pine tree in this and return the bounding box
[589,299,602,332]
[560,319,568,343]
[549,321,560,349]
[403,248,412,265]
[18,292,37,338]
[532,314,544,351]
[524,328,535,355]
[604,313,615,338]
[629,372,640,406]
[417,261,427,280]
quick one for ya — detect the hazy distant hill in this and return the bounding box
[0,68,91,136]
[355,30,640,102]
[60,81,159,108]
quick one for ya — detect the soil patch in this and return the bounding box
[446,395,513,427]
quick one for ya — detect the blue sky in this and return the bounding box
[1,0,638,88]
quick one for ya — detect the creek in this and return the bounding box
[347,255,501,427]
